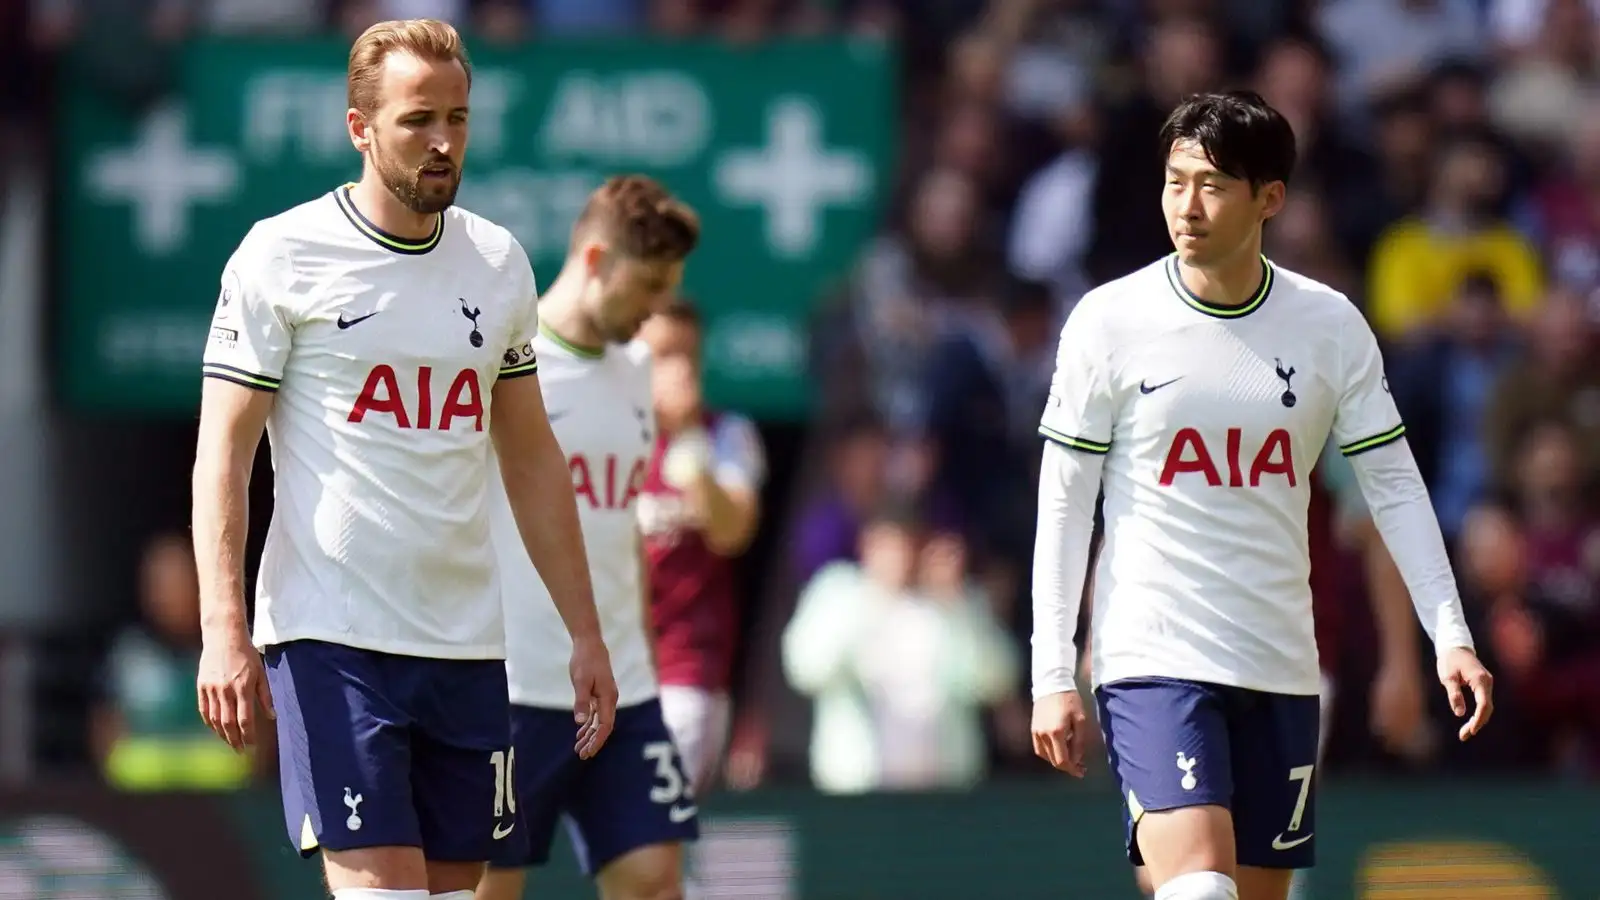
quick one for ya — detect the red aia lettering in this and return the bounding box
[348,365,484,431]
[1158,427,1296,487]
[570,453,649,510]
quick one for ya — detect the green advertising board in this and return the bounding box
[55,38,894,418]
[0,782,1593,898]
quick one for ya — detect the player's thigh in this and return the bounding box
[1095,677,1237,879]
[263,640,427,889]
[487,705,583,873]
[1228,689,1320,871]
[407,658,516,869]
[568,700,699,878]
[596,842,685,900]
[657,685,728,795]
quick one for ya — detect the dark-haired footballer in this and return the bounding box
[1026,91,1494,900]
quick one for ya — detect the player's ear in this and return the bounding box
[347,108,372,153]
[1259,181,1287,221]
[581,241,610,277]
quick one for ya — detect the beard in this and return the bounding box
[371,139,460,214]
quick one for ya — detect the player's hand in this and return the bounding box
[1437,646,1494,742]
[1369,656,1427,757]
[1031,690,1090,777]
[569,634,619,759]
[196,627,274,752]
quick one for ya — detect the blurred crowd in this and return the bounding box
[787,0,1600,791]
[11,0,1600,793]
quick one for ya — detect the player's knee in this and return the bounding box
[1154,871,1238,900]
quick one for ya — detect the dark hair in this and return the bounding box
[573,174,701,262]
[1159,91,1297,190]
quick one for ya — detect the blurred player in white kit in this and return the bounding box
[1028,91,1495,900]
[478,175,703,900]
[192,19,618,900]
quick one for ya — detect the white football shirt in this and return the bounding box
[1032,255,1475,697]
[490,333,659,709]
[202,185,540,659]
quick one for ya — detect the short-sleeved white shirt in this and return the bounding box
[491,335,660,708]
[203,186,540,659]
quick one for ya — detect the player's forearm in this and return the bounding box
[1031,442,1104,698]
[686,473,758,556]
[502,447,603,641]
[191,445,253,635]
[1348,439,1476,655]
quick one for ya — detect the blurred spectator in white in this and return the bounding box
[782,501,1018,793]
[1488,0,1600,150]
[1530,106,1600,294]
[1490,0,1600,57]
[1317,0,1483,117]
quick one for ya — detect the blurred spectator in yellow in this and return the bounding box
[90,533,259,791]
[1482,286,1600,491]
[1366,132,1543,340]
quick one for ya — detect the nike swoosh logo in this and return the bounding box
[547,410,569,422]
[1272,832,1312,850]
[668,804,698,824]
[336,311,379,330]
[1139,377,1182,395]
[492,822,515,840]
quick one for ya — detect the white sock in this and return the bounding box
[429,893,474,900]
[1155,871,1238,900]
[330,891,430,900]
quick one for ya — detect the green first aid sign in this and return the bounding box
[56,38,895,418]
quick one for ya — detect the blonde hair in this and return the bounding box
[347,19,473,115]
[573,175,702,262]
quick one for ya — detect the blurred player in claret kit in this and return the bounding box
[1028,91,1494,900]
[191,19,618,900]
[477,174,702,900]
[636,299,767,796]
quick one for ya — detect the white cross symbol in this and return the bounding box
[714,97,872,259]
[85,103,239,256]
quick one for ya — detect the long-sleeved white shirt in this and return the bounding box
[1031,255,1475,698]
